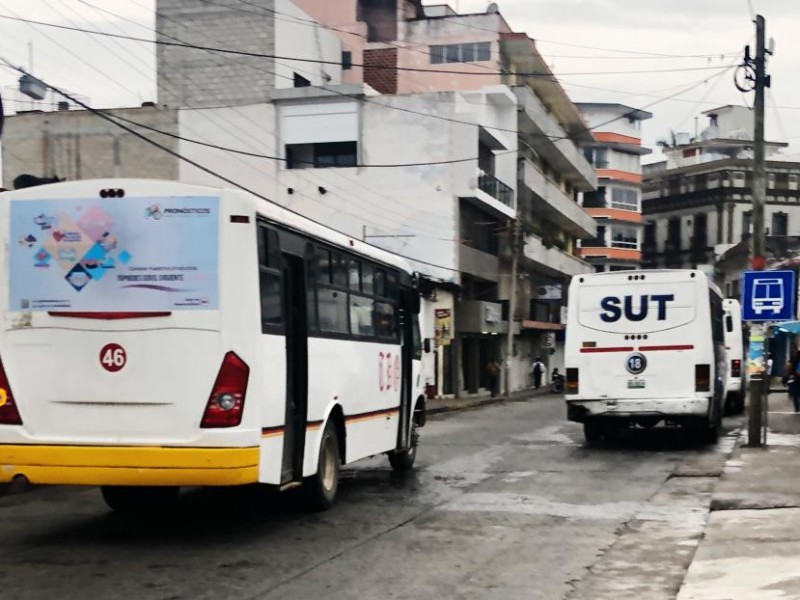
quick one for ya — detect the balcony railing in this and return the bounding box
[478,170,514,209]
[610,239,639,249]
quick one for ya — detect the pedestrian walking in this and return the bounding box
[487,358,501,398]
[783,350,800,413]
[530,357,545,389]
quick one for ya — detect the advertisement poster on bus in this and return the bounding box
[9,196,219,312]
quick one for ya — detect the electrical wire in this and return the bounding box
[0,13,735,79]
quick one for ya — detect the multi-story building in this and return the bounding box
[642,105,797,271]
[1,0,597,398]
[575,103,652,272]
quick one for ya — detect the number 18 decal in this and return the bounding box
[100,343,127,372]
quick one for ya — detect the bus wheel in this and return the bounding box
[389,423,419,472]
[303,421,341,511]
[100,486,180,514]
[583,421,603,445]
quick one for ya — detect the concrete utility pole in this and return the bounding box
[503,219,520,398]
[746,15,771,447]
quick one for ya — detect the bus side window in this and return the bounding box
[374,301,397,339]
[258,227,283,331]
[412,313,422,360]
[305,244,318,332]
[725,315,734,333]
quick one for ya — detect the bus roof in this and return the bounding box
[574,269,723,297]
[0,178,416,276]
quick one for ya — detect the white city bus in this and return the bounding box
[564,269,726,444]
[0,179,426,511]
[722,298,745,414]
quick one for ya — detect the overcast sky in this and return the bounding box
[0,0,797,161]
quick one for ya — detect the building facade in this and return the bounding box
[576,103,651,272]
[1,0,599,398]
[642,105,798,271]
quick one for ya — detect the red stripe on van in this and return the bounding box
[49,312,172,320]
[638,344,694,351]
[579,346,634,353]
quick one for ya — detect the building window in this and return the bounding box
[707,173,720,189]
[430,42,492,64]
[772,212,788,236]
[742,211,752,240]
[582,186,606,208]
[732,172,746,188]
[342,51,352,70]
[293,72,311,88]
[768,173,776,189]
[692,213,707,248]
[610,225,638,249]
[789,174,799,191]
[286,142,358,169]
[667,217,681,250]
[610,187,638,211]
[583,147,609,169]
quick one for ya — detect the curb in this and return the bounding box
[427,389,554,416]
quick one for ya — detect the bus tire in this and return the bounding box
[100,486,179,514]
[303,420,341,511]
[583,421,603,445]
[388,423,419,472]
[725,391,744,416]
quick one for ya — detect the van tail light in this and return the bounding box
[0,355,22,425]
[201,352,249,428]
[731,359,741,378]
[695,364,711,392]
[566,368,579,394]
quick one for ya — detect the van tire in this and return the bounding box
[389,423,419,472]
[303,420,340,511]
[101,486,180,514]
[583,421,603,445]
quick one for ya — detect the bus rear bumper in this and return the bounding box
[0,444,260,487]
[567,397,711,423]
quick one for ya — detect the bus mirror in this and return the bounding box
[413,293,421,314]
[423,338,431,354]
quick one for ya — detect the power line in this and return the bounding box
[0,13,735,79]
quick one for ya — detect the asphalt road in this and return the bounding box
[0,396,740,600]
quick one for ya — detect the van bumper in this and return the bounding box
[0,445,260,487]
[566,397,711,423]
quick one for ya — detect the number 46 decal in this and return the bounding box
[378,352,401,392]
[100,343,127,372]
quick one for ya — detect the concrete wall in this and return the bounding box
[157,0,278,108]
[274,0,343,89]
[579,105,644,140]
[2,107,179,188]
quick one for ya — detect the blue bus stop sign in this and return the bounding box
[741,270,796,322]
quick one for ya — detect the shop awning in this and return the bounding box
[521,320,564,331]
[774,321,800,335]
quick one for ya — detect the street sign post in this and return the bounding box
[741,270,796,322]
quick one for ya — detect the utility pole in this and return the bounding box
[738,15,772,447]
[504,220,520,398]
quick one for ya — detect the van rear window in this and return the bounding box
[9,196,219,312]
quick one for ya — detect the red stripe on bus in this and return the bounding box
[638,345,694,351]
[579,346,634,353]
[49,311,172,320]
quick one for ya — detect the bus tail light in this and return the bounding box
[201,352,250,428]
[0,355,22,425]
[566,368,579,394]
[695,364,711,392]
[731,359,742,378]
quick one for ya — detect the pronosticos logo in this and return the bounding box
[600,294,675,323]
[145,204,163,220]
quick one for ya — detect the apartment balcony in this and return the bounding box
[523,234,593,278]
[513,86,597,191]
[519,159,596,238]
[459,244,501,283]
[478,170,515,209]
[579,243,642,263]
[455,300,509,335]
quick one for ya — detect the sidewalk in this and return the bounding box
[677,391,800,599]
[426,385,554,415]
